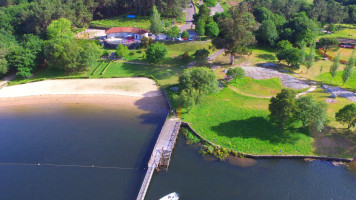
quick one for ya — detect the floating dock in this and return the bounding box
[136,118,181,200]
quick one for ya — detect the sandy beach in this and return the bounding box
[0,78,166,109]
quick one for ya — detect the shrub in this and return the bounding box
[116,44,128,58]
[181,51,190,61]
[181,31,189,39]
[146,42,168,63]
[193,48,210,60]
[102,50,110,57]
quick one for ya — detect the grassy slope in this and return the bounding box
[230,77,284,97]
[182,87,314,155]
[318,24,356,40]
[316,71,356,92]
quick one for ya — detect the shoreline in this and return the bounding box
[181,122,355,163]
[0,77,167,111]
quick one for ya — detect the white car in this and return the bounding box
[175,37,183,41]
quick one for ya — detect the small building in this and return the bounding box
[105,27,149,40]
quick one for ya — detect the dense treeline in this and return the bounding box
[0,0,187,77]
[1,0,187,35]
[246,0,355,24]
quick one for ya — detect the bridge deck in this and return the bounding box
[136,118,181,200]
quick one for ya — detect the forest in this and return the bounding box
[0,0,354,79]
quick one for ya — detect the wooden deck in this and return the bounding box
[136,118,181,200]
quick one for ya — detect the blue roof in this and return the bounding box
[127,15,136,18]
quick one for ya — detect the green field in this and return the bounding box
[180,87,314,155]
[318,24,356,40]
[90,15,186,29]
[316,71,356,92]
[229,77,284,97]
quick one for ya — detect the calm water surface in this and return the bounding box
[0,102,168,200]
[147,136,356,200]
[1,103,356,200]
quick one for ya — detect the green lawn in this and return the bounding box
[102,62,181,87]
[318,24,356,40]
[90,15,186,29]
[179,87,314,155]
[316,71,356,92]
[230,77,284,97]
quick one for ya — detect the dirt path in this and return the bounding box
[0,78,162,98]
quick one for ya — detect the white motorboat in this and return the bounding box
[159,192,179,200]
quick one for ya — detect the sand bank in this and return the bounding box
[0,78,167,109]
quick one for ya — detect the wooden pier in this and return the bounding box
[136,118,181,200]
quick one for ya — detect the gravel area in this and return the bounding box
[240,66,310,90]
[323,85,356,102]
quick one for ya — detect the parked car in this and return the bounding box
[176,37,183,41]
[188,36,193,41]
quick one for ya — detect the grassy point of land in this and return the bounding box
[229,77,284,97]
[179,87,314,155]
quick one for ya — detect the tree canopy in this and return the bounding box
[212,3,259,65]
[269,89,297,129]
[335,104,356,129]
[145,42,168,63]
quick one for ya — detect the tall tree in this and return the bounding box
[329,53,340,81]
[167,25,180,38]
[205,22,219,38]
[299,42,306,66]
[195,18,206,36]
[227,67,245,83]
[116,44,128,58]
[46,18,73,39]
[342,51,355,85]
[212,3,259,65]
[257,19,278,45]
[150,5,163,35]
[305,42,316,74]
[335,104,356,129]
[296,95,327,132]
[145,42,167,63]
[318,38,339,58]
[269,89,297,129]
[179,67,219,102]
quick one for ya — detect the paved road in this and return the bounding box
[210,3,224,15]
[208,49,225,61]
[180,0,196,33]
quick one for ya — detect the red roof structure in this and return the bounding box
[105,27,149,34]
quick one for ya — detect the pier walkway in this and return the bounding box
[136,118,181,200]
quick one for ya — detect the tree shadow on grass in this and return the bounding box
[211,117,307,144]
[256,54,276,61]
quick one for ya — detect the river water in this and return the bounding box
[0,102,168,200]
[0,103,355,200]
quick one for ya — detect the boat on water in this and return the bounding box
[159,192,179,200]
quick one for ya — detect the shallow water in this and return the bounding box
[0,102,168,200]
[146,136,356,200]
